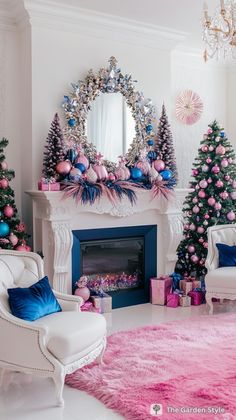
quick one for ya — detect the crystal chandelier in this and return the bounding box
[203,0,236,61]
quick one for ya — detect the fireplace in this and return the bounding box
[72,225,157,308]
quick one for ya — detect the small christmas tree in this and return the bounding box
[156,104,178,186]
[0,137,30,250]
[43,113,65,179]
[176,120,236,278]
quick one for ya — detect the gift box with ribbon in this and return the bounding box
[166,292,179,308]
[179,278,194,294]
[179,295,191,307]
[150,276,172,305]
[38,177,60,191]
[188,289,205,306]
[90,290,112,313]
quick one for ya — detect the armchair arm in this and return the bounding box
[0,310,56,373]
[53,290,83,312]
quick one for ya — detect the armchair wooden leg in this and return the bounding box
[206,294,213,315]
[53,371,65,407]
[96,346,106,366]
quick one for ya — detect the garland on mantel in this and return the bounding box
[40,57,177,206]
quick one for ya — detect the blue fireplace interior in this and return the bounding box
[72,225,157,308]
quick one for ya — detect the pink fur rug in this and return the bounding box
[66,313,236,420]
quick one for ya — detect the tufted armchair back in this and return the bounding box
[205,224,236,272]
[0,250,44,313]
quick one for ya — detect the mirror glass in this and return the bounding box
[87,93,136,163]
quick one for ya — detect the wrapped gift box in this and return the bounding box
[179,295,191,307]
[192,280,201,289]
[38,180,60,191]
[81,300,101,313]
[188,290,205,306]
[90,291,112,313]
[150,276,172,305]
[179,279,193,294]
[166,293,179,308]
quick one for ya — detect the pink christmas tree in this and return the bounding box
[175,120,236,278]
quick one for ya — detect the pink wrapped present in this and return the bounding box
[179,295,191,307]
[188,290,205,306]
[192,280,201,289]
[90,292,112,313]
[81,301,93,312]
[167,293,179,308]
[150,276,172,305]
[179,279,193,294]
[38,178,60,191]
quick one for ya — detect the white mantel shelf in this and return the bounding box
[27,189,188,294]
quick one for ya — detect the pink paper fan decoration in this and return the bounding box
[175,90,203,125]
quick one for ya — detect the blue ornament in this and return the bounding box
[146,124,153,133]
[220,131,225,138]
[69,167,82,182]
[68,118,76,127]
[130,167,143,180]
[160,169,172,180]
[0,221,10,237]
[147,139,154,146]
[74,162,86,173]
[147,150,157,161]
[66,148,77,163]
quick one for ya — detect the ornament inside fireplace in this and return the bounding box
[81,237,144,293]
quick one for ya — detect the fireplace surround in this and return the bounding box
[27,189,188,298]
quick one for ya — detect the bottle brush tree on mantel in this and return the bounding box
[42,113,65,179]
[0,137,30,250]
[175,120,236,279]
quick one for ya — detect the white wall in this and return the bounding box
[226,66,236,149]
[171,51,227,188]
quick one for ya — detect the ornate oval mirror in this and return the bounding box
[62,57,157,171]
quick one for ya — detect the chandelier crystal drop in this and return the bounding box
[203,0,236,61]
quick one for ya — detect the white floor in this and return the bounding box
[1,301,236,420]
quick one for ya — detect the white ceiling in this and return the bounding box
[52,0,219,49]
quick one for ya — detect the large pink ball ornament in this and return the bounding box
[221,158,228,168]
[199,180,208,189]
[56,160,72,176]
[201,145,208,153]
[191,255,199,263]
[215,180,224,188]
[189,223,196,231]
[206,157,212,164]
[153,159,165,172]
[192,169,199,176]
[215,145,226,155]
[214,202,222,210]
[230,191,236,200]
[74,286,90,302]
[9,233,18,246]
[211,165,220,174]
[209,145,214,152]
[193,205,200,214]
[202,165,209,173]
[0,178,9,189]
[192,197,198,204]
[227,211,236,221]
[220,191,229,200]
[197,226,204,234]
[188,245,195,253]
[198,190,206,198]
[3,205,14,218]
[208,197,216,206]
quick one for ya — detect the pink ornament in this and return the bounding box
[228,158,233,164]
[188,245,195,253]
[199,238,204,243]
[206,157,212,164]
[0,178,9,189]
[215,145,226,155]
[220,191,229,200]
[221,158,228,168]
[16,222,25,232]
[153,159,165,172]
[207,128,213,134]
[115,162,130,180]
[108,172,116,181]
[197,226,204,234]
[192,169,199,176]
[202,164,209,172]
[74,286,90,302]
[56,160,71,176]
[208,197,216,206]
[86,166,98,183]
[193,205,200,214]
[192,197,198,204]
[198,190,206,198]
[207,177,212,183]
[227,211,236,221]
[3,205,14,218]
[191,255,199,263]
[233,180,236,188]
[25,245,31,252]
[93,163,108,181]
[15,245,27,251]
[135,160,150,176]
[225,175,230,181]
[75,153,89,170]
[204,213,210,219]
[214,202,222,210]
[211,165,220,174]
[203,242,208,248]
[215,180,224,188]
[0,161,8,170]
[201,145,208,153]
[230,191,236,200]
[209,145,214,151]
[199,180,208,189]
[9,233,18,246]
[184,224,190,230]
[189,223,196,231]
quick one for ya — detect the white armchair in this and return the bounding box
[205,224,236,314]
[0,250,106,406]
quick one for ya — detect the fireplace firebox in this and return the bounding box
[72,225,157,308]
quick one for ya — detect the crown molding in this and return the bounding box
[19,0,187,50]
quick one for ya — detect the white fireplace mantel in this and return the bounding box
[27,189,188,294]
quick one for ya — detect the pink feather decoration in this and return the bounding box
[151,180,174,200]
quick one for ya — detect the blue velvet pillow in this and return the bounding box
[8,276,61,321]
[216,243,236,268]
